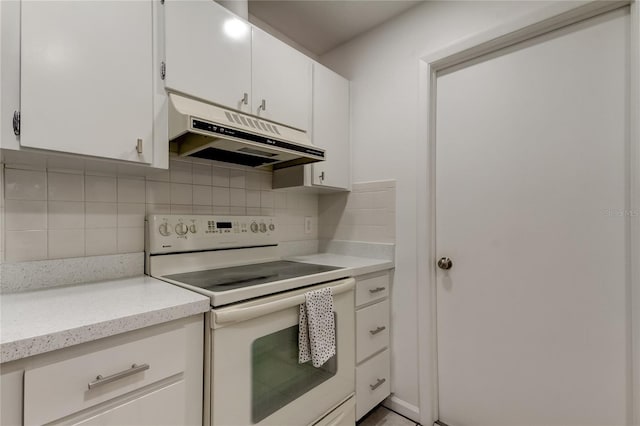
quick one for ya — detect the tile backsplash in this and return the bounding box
[319,180,395,243]
[0,158,318,263]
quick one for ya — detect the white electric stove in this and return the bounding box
[145,215,357,426]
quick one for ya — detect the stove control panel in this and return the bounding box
[146,215,278,254]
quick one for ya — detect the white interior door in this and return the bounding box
[435,8,630,426]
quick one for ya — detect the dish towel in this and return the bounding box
[298,287,336,368]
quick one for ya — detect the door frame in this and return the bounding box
[416,1,640,424]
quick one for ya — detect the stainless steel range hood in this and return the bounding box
[168,94,325,170]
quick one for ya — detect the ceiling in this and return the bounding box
[248,0,423,56]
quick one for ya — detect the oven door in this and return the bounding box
[209,278,355,426]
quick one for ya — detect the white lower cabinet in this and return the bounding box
[0,315,203,426]
[354,270,392,420]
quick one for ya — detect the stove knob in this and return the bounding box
[250,222,259,233]
[268,223,275,231]
[175,222,188,236]
[158,222,172,236]
[259,223,267,233]
[189,224,197,234]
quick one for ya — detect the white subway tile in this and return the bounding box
[146,168,170,182]
[260,173,272,190]
[85,202,117,228]
[229,188,246,207]
[85,175,117,202]
[117,177,145,203]
[260,208,274,216]
[146,204,171,215]
[246,190,260,208]
[260,191,274,209]
[5,200,46,231]
[229,206,245,215]
[85,228,117,256]
[170,204,193,214]
[213,206,232,215]
[274,192,286,209]
[117,203,146,228]
[229,169,245,188]
[4,169,46,200]
[170,160,192,184]
[48,229,85,259]
[246,172,261,190]
[49,201,84,229]
[146,181,171,204]
[246,207,261,216]
[193,163,212,186]
[170,183,193,205]
[212,187,231,206]
[48,172,84,201]
[193,205,213,214]
[193,185,213,205]
[212,167,230,187]
[117,227,144,253]
[5,230,47,262]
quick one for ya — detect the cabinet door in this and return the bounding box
[20,1,153,163]
[252,27,311,131]
[311,64,350,189]
[164,0,251,113]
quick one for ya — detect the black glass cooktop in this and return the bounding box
[163,261,344,292]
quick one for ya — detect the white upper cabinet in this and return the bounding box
[311,63,350,190]
[19,1,154,163]
[164,0,252,114]
[251,27,312,131]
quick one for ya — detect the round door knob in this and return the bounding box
[437,257,453,270]
[175,223,188,236]
[158,222,171,236]
[250,222,259,233]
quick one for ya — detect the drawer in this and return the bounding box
[24,325,188,425]
[356,349,390,420]
[356,299,389,363]
[312,396,355,426]
[355,272,389,307]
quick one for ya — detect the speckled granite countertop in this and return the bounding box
[286,253,394,276]
[0,276,210,363]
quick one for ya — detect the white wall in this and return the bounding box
[320,1,556,420]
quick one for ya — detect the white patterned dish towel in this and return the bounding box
[298,287,336,368]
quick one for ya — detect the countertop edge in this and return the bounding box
[0,298,210,364]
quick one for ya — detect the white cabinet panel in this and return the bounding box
[252,27,311,131]
[356,299,390,363]
[164,0,252,114]
[20,1,153,163]
[355,272,389,307]
[312,64,350,190]
[356,349,390,420]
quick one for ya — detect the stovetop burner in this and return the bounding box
[162,260,343,292]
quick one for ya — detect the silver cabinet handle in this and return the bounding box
[241,92,248,105]
[369,325,386,335]
[136,138,143,154]
[369,287,386,294]
[370,377,386,390]
[88,363,150,390]
[319,171,325,181]
[259,99,266,111]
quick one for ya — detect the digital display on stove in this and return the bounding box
[216,222,232,229]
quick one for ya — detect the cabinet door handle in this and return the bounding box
[369,287,386,294]
[241,92,248,105]
[88,363,150,390]
[319,171,325,181]
[370,377,386,390]
[259,99,266,111]
[369,325,386,335]
[136,138,143,154]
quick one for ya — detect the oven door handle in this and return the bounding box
[215,278,355,324]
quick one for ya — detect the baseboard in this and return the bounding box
[382,395,420,423]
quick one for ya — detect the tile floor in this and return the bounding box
[357,406,420,426]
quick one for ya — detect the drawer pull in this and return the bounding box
[369,326,386,335]
[88,363,150,390]
[369,287,386,294]
[370,377,386,390]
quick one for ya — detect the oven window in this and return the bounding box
[251,319,337,423]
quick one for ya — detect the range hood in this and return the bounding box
[168,94,325,170]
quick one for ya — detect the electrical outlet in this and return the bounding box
[304,217,312,234]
